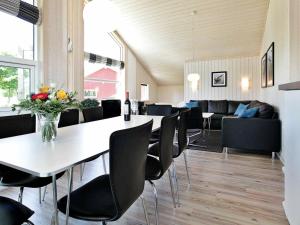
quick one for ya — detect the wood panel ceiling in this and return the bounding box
[113,0,269,85]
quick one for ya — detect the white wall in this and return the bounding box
[184,57,260,101]
[125,47,157,103]
[260,0,300,224]
[157,85,184,105]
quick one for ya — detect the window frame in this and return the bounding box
[0,56,38,111]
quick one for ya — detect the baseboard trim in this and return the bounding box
[276,152,285,165]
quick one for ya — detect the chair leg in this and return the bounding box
[42,185,47,201]
[167,169,177,208]
[148,180,159,225]
[102,222,107,225]
[102,154,107,174]
[272,152,276,160]
[140,196,150,225]
[80,163,85,181]
[172,161,180,206]
[39,187,42,204]
[183,151,191,185]
[18,187,24,203]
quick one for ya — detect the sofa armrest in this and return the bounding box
[222,117,281,152]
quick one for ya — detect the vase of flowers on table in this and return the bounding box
[12,85,81,142]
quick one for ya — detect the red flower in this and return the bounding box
[31,93,49,100]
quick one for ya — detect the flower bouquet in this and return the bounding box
[12,86,81,142]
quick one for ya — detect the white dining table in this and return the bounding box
[0,115,162,225]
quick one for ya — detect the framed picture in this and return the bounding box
[211,71,227,87]
[261,53,267,88]
[266,42,274,87]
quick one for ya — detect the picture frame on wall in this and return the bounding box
[266,42,274,87]
[211,71,227,87]
[261,53,267,88]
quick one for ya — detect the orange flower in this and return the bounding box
[56,90,68,100]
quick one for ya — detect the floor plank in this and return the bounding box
[0,150,288,225]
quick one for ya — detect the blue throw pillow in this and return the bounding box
[238,107,259,118]
[234,103,248,116]
[185,101,199,109]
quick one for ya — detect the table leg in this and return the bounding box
[203,118,207,136]
[65,167,74,225]
[208,117,211,134]
[52,174,59,225]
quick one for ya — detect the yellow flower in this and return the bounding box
[39,85,50,93]
[56,90,68,100]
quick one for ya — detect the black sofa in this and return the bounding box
[188,100,281,154]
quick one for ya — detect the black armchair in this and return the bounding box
[146,104,172,116]
[222,117,281,155]
[57,120,153,225]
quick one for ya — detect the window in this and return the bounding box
[84,17,124,100]
[0,0,36,108]
[141,84,149,101]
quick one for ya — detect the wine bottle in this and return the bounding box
[124,91,131,121]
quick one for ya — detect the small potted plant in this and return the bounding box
[12,85,81,142]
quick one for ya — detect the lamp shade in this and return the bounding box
[83,0,119,33]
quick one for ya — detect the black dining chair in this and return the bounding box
[0,196,34,225]
[146,112,179,225]
[186,106,206,148]
[148,109,191,205]
[57,120,153,225]
[146,104,173,144]
[58,109,80,128]
[101,99,121,119]
[80,106,106,180]
[82,106,103,122]
[0,114,64,204]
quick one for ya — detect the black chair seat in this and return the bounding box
[145,156,162,180]
[148,142,180,158]
[0,165,64,188]
[0,196,34,225]
[187,129,202,144]
[57,175,116,221]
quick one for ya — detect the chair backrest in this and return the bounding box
[158,112,179,174]
[58,109,79,128]
[82,106,103,123]
[146,104,172,116]
[101,100,121,119]
[187,107,203,129]
[0,114,35,138]
[109,120,153,219]
[175,109,190,157]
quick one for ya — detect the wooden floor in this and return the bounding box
[0,150,289,225]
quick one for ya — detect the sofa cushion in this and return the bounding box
[208,100,228,114]
[228,100,251,115]
[248,101,274,119]
[234,103,248,116]
[186,101,199,109]
[238,107,259,118]
[190,100,208,112]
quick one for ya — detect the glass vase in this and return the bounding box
[36,113,61,142]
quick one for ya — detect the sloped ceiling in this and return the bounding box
[113,0,269,85]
